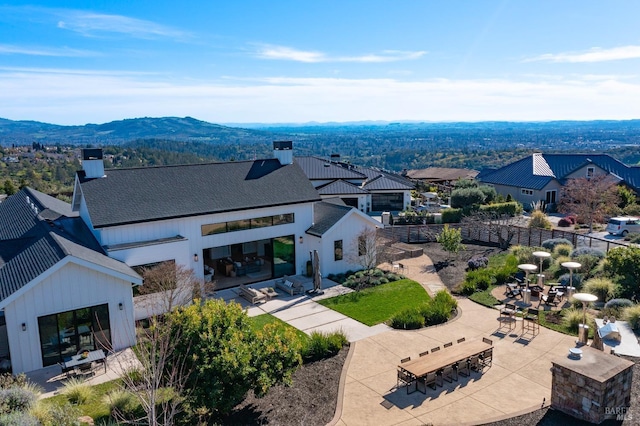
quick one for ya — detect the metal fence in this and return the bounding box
[380,224,629,253]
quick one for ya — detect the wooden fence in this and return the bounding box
[380,224,629,253]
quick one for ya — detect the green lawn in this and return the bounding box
[469,286,501,306]
[42,379,121,422]
[317,279,431,326]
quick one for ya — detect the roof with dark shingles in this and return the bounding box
[79,159,321,228]
[294,156,366,180]
[317,180,369,195]
[362,174,414,190]
[306,201,354,237]
[478,153,640,191]
[405,167,479,181]
[0,188,139,303]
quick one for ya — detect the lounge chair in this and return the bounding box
[505,283,522,299]
[540,291,558,307]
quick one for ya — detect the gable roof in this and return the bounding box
[317,180,369,195]
[294,156,366,180]
[404,167,479,181]
[0,188,140,304]
[307,200,380,237]
[477,153,640,191]
[78,159,321,228]
[362,173,414,191]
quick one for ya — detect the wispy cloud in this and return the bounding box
[256,45,426,63]
[2,67,640,125]
[525,45,640,63]
[56,11,189,39]
[0,44,98,57]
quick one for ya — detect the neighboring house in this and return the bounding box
[403,167,479,194]
[477,153,640,208]
[0,188,140,373]
[295,155,414,213]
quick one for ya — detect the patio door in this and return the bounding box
[272,235,295,278]
[545,190,557,205]
[37,303,111,367]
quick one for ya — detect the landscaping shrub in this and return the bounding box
[559,273,582,289]
[389,308,425,330]
[557,217,572,227]
[478,185,497,203]
[464,268,493,291]
[529,210,552,229]
[625,232,640,243]
[459,281,477,296]
[603,246,640,299]
[478,201,522,216]
[451,187,485,208]
[572,254,603,279]
[553,244,573,258]
[0,412,39,426]
[582,278,617,303]
[571,247,605,259]
[0,374,27,391]
[562,307,588,333]
[546,255,570,279]
[104,389,141,420]
[603,298,634,318]
[441,208,463,223]
[29,402,80,426]
[623,305,640,330]
[467,256,489,270]
[61,378,95,405]
[303,330,348,362]
[509,245,536,264]
[0,387,38,415]
[542,238,573,250]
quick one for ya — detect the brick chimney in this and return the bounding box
[273,141,293,165]
[81,148,105,178]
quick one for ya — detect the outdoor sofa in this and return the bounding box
[275,276,305,295]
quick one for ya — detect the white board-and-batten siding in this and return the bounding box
[4,261,135,373]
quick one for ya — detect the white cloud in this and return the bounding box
[0,44,98,57]
[54,10,189,40]
[256,45,426,63]
[525,45,640,63]
[1,68,640,125]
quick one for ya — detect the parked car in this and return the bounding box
[606,216,640,236]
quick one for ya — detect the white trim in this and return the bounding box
[0,256,140,310]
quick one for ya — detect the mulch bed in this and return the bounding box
[226,240,638,425]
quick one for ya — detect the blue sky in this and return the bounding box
[1,1,640,125]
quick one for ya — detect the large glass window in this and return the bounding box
[334,240,343,261]
[202,213,294,236]
[38,304,111,367]
[272,235,295,277]
[371,193,403,211]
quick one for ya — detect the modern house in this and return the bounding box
[403,167,479,194]
[0,142,381,373]
[295,155,414,213]
[0,188,140,373]
[477,153,640,208]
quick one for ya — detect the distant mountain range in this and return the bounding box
[0,116,275,146]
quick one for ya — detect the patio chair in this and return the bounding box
[440,363,456,383]
[58,362,75,378]
[444,342,453,348]
[540,291,559,307]
[457,359,471,377]
[457,337,466,343]
[419,350,429,357]
[417,372,437,392]
[480,348,493,368]
[512,271,526,287]
[482,337,493,345]
[397,368,415,393]
[431,346,441,353]
[505,283,522,299]
[400,356,411,364]
[500,303,518,329]
[398,263,406,273]
[467,354,481,372]
[523,308,540,335]
[77,362,94,378]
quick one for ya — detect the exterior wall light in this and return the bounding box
[299,236,303,244]
[194,253,199,262]
[21,323,26,331]
[118,302,124,311]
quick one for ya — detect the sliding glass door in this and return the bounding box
[38,304,111,367]
[272,235,295,278]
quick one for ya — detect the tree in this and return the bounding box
[559,175,620,233]
[462,210,521,249]
[168,299,302,422]
[436,225,465,259]
[450,187,485,208]
[603,246,640,300]
[345,227,389,289]
[3,179,15,195]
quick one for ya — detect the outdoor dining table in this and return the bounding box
[399,339,492,379]
[63,349,107,374]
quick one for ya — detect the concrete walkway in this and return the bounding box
[215,277,391,342]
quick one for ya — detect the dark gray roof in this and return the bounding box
[317,180,369,195]
[294,156,366,180]
[307,201,354,237]
[478,153,640,191]
[79,159,321,228]
[0,188,139,303]
[362,174,414,191]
